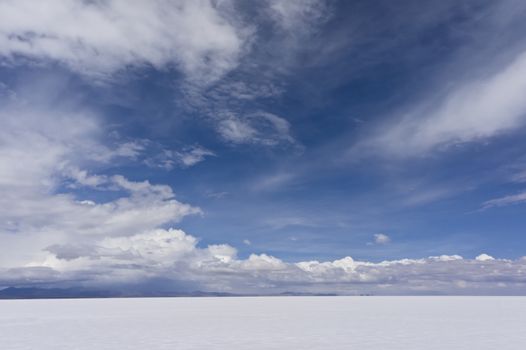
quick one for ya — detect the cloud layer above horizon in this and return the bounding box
[4,226,526,295]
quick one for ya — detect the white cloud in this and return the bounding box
[111,141,146,160]
[268,0,329,32]
[218,117,258,143]
[209,80,285,101]
[0,89,200,268]
[476,253,495,262]
[0,0,250,84]
[240,254,287,271]
[482,191,526,209]
[356,50,526,157]
[218,112,295,146]
[208,244,237,264]
[148,145,215,170]
[374,233,391,245]
[205,191,229,199]
[429,255,463,262]
[176,146,215,167]
[99,229,199,264]
[511,171,526,183]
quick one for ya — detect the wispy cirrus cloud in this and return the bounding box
[176,146,216,167]
[267,0,329,32]
[343,0,526,160]
[482,191,526,209]
[218,112,296,146]
[145,145,215,170]
[355,50,526,158]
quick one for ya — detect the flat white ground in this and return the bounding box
[0,296,525,349]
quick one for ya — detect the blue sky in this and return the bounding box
[1,0,526,295]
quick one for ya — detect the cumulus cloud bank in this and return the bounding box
[3,227,526,295]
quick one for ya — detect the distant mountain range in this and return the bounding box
[0,287,118,299]
[0,287,339,299]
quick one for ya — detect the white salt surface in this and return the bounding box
[1,296,525,349]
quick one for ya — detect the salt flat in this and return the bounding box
[1,296,525,349]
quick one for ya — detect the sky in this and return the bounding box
[1,0,526,295]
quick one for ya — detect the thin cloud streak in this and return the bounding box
[482,191,526,209]
[354,50,526,158]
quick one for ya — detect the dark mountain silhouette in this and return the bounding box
[0,286,342,299]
